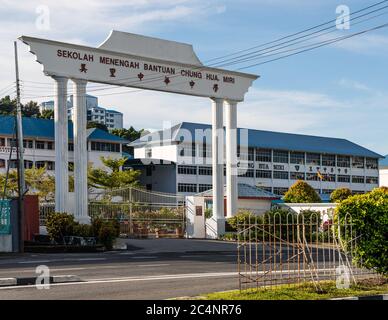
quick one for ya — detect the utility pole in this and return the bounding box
[14,41,25,253]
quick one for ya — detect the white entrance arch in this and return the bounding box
[20,31,258,234]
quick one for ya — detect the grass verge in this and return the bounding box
[199,278,388,300]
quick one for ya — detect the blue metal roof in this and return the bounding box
[197,183,280,199]
[380,155,388,167]
[131,122,382,158]
[0,115,127,143]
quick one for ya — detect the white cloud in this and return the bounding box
[337,78,371,92]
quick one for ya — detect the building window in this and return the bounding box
[178,165,197,175]
[322,154,336,167]
[352,176,365,184]
[290,152,305,164]
[91,142,120,153]
[0,138,5,147]
[352,156,364,169]
[337,175,350,183]
[366,158,378,170]
[306,173,318,181]
[8,159,18,168]
[273,171,289,180]
[199,184,212,193]
[68,162,74,172]
[36,141,45,149]
[146,166,152,176]
[47,142,54,150]
[366,176,378,184]
[306,153,321,165]
[68,143,74,151]
[337,155,350,168]
[198,166,212,175]
[322,174,336,182]
[273,150,288,164]
[8,138,17,147]
[238,169,254,178]
[256,148,271,162]
[290,172,305,180]
[178,183,197,193]
[256,170,272,179]
[273,187,288,195]
[23,140,33,149]
[0,159,5,168]
[146,184,152,191]
[24,160,33,169]
[35,161,46,169]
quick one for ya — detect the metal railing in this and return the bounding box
[237,211,380,292]
[39,186,186,238]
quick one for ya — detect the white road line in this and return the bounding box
[0,268,336,290]
[18,260,50,264]
[136,264,170,267]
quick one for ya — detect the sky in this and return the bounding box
[0,0,387,155]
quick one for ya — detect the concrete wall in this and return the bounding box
[379,168,388,187]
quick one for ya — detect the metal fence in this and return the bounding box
[237,211,380,292]
[39,187,186,238]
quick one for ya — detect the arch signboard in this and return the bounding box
[20,31,258,236]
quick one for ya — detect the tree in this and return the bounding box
[88,156,141,191]
[336,188,388,275]
[0,95,16,115]
[283,180,321,203]
[111,126,145,142]
[39,109,54,119]
[0,166,55,200]
[330,188,352,203]
[22,101,40,117]
[87,121,108,132]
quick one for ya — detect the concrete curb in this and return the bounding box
[331,294,388,300]
[0,275,82,287]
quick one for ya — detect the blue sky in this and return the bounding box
[0,0,387,155]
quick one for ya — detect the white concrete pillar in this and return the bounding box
[53,76,69,213]
[210,98,225,237]
[225,100,238,218]
[72,79,90,224]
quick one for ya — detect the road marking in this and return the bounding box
[136,264,170,267]
[18,260,50,264]
[0,268,336,290]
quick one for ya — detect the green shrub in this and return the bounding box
[73,223,93,238]
[330,188,352,203]
[227,210,256,230]
[336,188,388,275]
[98,221,118,250]
[284,180,321,203]
[205,208,213,219]
[220,232,237,241]
[46,212,76,243]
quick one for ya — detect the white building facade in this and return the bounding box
[379,156,388,187]
[0,116,127,174]
[128,122,382,198]
[41,94,123,130]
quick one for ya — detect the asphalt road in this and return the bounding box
[0,239,240,300]
[0,238,341,299]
